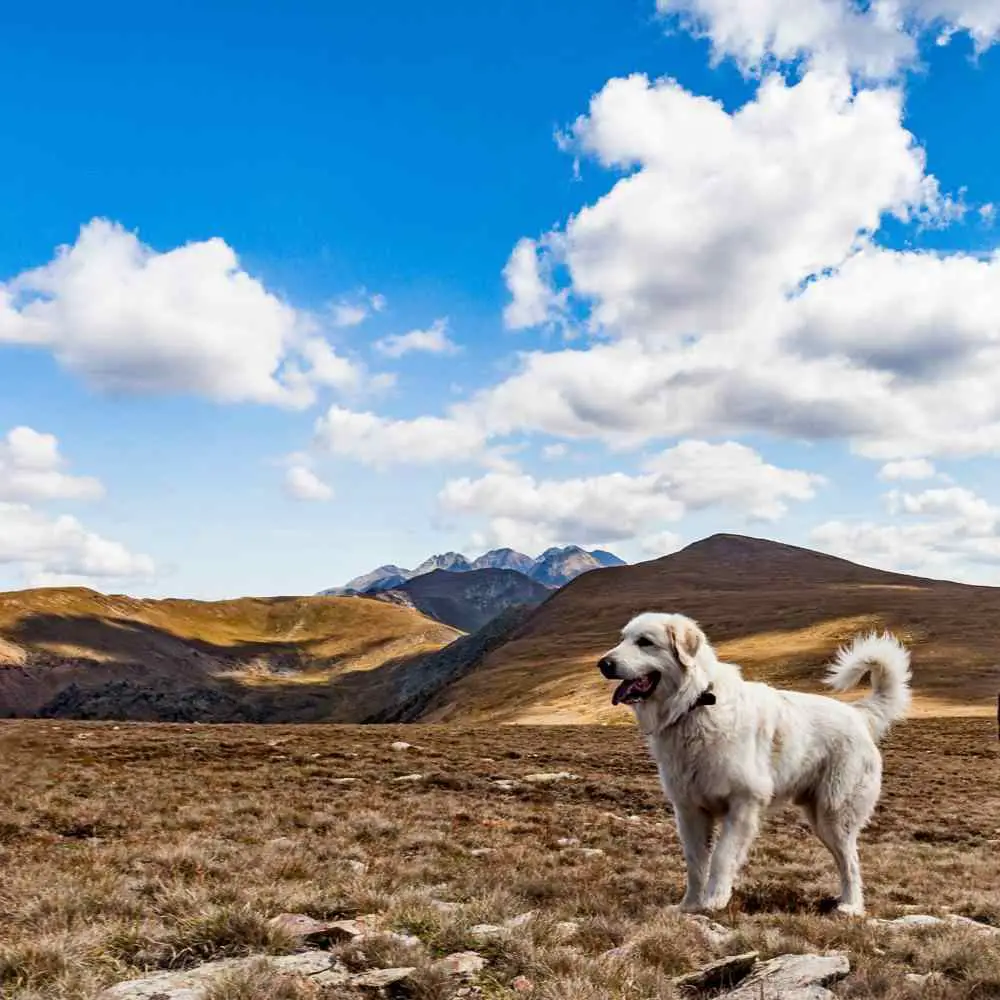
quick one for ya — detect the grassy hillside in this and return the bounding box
[0,587,460,720]
[421,534,1000,723]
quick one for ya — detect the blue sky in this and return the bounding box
[4,0,1000,597]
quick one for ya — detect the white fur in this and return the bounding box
[599,612,911,916]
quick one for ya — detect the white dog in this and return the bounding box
[598,612,911,916]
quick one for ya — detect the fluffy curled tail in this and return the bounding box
[825,631,912,740]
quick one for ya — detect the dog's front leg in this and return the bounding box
[674,805,714,911]
[703,799,762,910]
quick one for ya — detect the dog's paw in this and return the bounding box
[835,902,866,918]
[699,893,733,912]
[677,899,704,914]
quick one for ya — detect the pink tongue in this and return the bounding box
[612,676,651,705]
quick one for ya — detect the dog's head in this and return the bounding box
[597,612,708,708]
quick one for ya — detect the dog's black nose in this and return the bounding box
[598,656,618,679]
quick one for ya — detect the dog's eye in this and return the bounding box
[635,636,654,648]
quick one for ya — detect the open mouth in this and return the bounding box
[612,672,660,706]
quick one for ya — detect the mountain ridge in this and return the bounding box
[322,545,626,595]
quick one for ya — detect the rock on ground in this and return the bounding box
[97,952,341,999]
[719,953,850,1000]
[672,952,759,993]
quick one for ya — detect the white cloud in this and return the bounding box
[0,502,155,585]
[331,292,387,328]
[639,530,685,557]
[0,427,103,503]
[542,443,568,460]
[314,405,487,467]
[0,219,380,408]
[878,458,937,480]
[284,464,333,502]
[483,70,1000,464]
[374,318,460,358]
[645,440,825,520]
[656,0,1000,79]
[503,238,562,329]
[812,483,1000,582]
[514,72,940,345]
[439,441,821,549]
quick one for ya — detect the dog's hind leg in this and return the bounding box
[674,805,714,912]
[814,811,864,916]
[703,798,762,911]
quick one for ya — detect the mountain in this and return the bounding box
[322,546,626,597]
[365,568,550,633]
[471,548,536,574]
[416,533,1000,724]
[0,587,460,721]
[411,552,473,576]
[528,546,614,587]
[589,549,628,569]
[323,565,410,596]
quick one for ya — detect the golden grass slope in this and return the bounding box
[0,587,460,717]
[422,534,1000,723]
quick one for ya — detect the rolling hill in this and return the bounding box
[419,534,1000,724]
[0,587,460,721]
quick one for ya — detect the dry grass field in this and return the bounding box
[1,717,997,999]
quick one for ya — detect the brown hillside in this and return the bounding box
[421,534,1000,723]
[0,587,460,720]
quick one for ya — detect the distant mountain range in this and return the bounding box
[322,546,626,596]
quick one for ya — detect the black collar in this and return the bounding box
[689,685,716,711]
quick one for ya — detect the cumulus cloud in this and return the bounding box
[284,464,333,502]
[375,319,460,358]
[878,458,937,480]
[0,219,382,408]
[0,427,103,503]
[656,0,1000,79]
[314,405,487,467]
[439,441,821,549]
[0,502,155,585]
[812,483,1000,582]
[486,69,1000,464]
[503,238,562,329]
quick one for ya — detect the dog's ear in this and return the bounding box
[665,617,704,669]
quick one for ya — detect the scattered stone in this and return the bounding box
[556,837,580,847]
[905,972,946,992]
[392,773,425,783]
[685,913,737,947]
[468,847,495,856]
[97,952,340,999]
[352,967,418,989]
[561,846,605,858]
[600,944,634,962]
[719,953,850,1000]
[324,918,370,942]
[872,914,1000,935]
[492,779,519,791]
[553,920,580,941]
[522,772,579,784]
[504,911,537,929]
[330,777,358,785]
[469,923,506,940]
[390,741,413,751]
[341,859,368,875]
[266,836,296,849]
[512,976,535,993]
[434,951,487,977]
[672,951,759,993]
[268,912,348,946]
